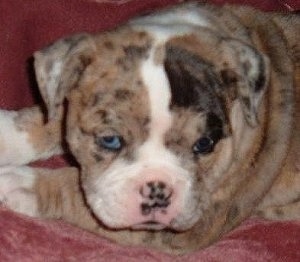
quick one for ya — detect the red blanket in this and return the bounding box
[1,0,300,261]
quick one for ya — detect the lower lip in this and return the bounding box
[131,221,167,230]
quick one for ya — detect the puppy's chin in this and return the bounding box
[130,221,196,232]
[100,218,194,232]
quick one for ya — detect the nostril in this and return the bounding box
[141,203,152,216]
[157,182,165,189]
[157,193,165,200]
[139,181,173,199]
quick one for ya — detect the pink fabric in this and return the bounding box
[1,206,299,261]
[1,0,300,261]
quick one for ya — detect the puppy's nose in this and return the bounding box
[139,181,173,216]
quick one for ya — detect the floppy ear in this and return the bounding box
[227,40,269,127]
[34,33,96,121]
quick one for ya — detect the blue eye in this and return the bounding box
[96,136,123,151]
[193,136,214,155]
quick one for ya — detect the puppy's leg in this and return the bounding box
[255,171,300,220]
[0,166,38,216]
[0,166,98,230]
[256,201,300,221]
[0,106,62,166]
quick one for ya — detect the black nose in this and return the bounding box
[139,181,173,216]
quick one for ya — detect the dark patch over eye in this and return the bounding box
[164,45,226,121]
[206,112,224,140]
[193,112,225,155]
[95,135,124,151]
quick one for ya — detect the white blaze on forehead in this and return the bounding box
[140,48,172,150]
[132,5,210,162]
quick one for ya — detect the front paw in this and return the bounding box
[0,167,38,217]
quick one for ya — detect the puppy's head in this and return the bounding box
[34,23,268,232]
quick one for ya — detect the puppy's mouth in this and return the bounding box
[131,221,167,231]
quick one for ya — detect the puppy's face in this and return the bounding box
[34,19,267,232]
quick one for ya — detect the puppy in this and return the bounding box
[0,3,299,254]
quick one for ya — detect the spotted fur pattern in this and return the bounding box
[0,3,299,254]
